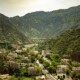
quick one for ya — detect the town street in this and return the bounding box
[36,60,56,80]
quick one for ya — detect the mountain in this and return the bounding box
[0,13,30,44]
[39,26,80,61]
[0,5,80,43]
[10,5,80,38]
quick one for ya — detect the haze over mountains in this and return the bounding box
[0,5,80,43]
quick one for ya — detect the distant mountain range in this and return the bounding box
[0,5,80,43]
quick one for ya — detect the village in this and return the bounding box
[0,43,80,80]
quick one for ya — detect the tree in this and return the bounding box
[71,71,76,79]
[43,61,50,68]
[35,66,42,75]
[0,61,8,74]
[66,69,70,77]
[47,65,56,73]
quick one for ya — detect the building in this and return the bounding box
[11,44,20,50]
[0,74,9,80]
[42,50,50,56]
[7,52,18,60]
[27,67,36,75]
[21,56,30,62]
[34,50,39,54]
[15,49,22,53]
[22,48,27,51]
[57,65,68,73]
[0,49,6,54]
[35,75,49,80]
[61,59,69,65]
[7,61,20,68]
[72,67,80,72]
[8,52,17,58]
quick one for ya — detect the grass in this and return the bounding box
[22,77,34,80]
[10,76,34,80]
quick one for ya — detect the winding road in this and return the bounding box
[36,60,56,80]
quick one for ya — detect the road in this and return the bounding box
[46,74,56,80]
[36,60,56,80]
[24,44,38,48]
[43,57,51,64]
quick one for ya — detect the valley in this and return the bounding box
[0,5,80,80]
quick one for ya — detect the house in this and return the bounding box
[7,52,18,60]
[62,54,70,59]
[27,67,36,75]
[22,48,27,51]
[0,74,9,80]
[7,61,20,68]
[42,50,50,56]
[61,59,69,65]
[57,73,67,79]
[21,56,30,62]
[57,65,68,73]
[8,52,18,57]
[15,49,22,53]
[11,44,20,50]
[34,50,39,54]
[35,75,48,80]
[72,67,80,72]
[0,49,6,54]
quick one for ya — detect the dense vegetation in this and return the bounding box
[0,44,42,80]
[39,27,80,62]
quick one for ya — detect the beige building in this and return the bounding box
[7,61,20,68]
[11,44,20,50]
[57,65,68,73]
[0,49,6,54]
[42,50,50,56]
[7,52,18,60]
[61,59,69,65]
[35,75,50,80]
[27,67,36,75]
[0,74,9,80]
[72,67,80,72]
[21,56,30,62]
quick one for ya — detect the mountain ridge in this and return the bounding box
[0,14,31,44]
[0,5,80,43]
[10,5,80,38]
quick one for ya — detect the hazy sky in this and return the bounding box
[0,0,80,17]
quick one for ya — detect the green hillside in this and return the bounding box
[39,26,80,61]
[0,5,80,43]
[0,13,30,44]
[10,5,80,38]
